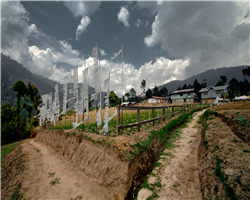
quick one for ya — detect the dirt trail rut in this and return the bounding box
[20,138,117,200]
[138,110,205,200]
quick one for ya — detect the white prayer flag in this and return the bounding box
[110,48,122,61]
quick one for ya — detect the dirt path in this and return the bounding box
[138,110,205,200]
[20,138,117,200]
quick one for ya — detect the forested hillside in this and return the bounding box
[1,54,103,107]
[158,65,249,92]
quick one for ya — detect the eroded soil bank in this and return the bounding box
[35,127,181,199]
[198,112,250,199]
[1,143,24,200]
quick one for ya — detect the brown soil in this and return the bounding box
[210,100,250,110]
[1,143,24,200]
[198,114,250,199]
[18,138,118,200]
[1,106,205,200]
[33,114,183,200]
[137,110,205,200]
[209,101,250,145]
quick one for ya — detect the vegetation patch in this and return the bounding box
[214,154,237,200]
[1,141,19,160]
[9,183,22,200]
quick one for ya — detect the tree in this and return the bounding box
[109,91,120,107]
[153,85,159,96]
[215,76,227,86]
[228,78,240,99]
[242,68,248,81]
[130,88,136,98]
[1,103,16,125]
[125,92,130,101]
[177,86,181,90]
[187,84,193,89]
[146,89,152,99]
[159,86,168,97]
[193,79,202,92]
[13,80,28,129]
[140,79,146,93]
[18,82,42,124]
[88,94,93,110]
[193,79,202,100]
[182,84,187,89]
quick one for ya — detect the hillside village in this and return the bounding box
[2,53,250,200]
[1,1,250,200]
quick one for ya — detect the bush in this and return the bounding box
[1,122,19,145]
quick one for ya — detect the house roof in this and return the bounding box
[171,88,194,94]
[151,96,169,100]
[199,85,228,93]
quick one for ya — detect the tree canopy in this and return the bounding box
[140,79,146,93]
[146,89,152,99]
[109,91,120,107]
[153,85,159,96]
[159,86,168,97]
[215,76,227,86]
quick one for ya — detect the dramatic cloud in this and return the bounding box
[99,48,107,56]
[76,16,91,40]
[1,1,85,82]
[135,19,142,27]
[63,1,101,18]
[64,2,100,41]
[117,6,129,27]
[81,56,189,97]
[144,2,250,78]
[27,24,39,36]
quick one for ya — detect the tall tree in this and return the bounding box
[140,79,146,93]
[228,78,240,99]
[187,84,193,89]
[109,91,120,107]
[12,80,28,129]
[159,86,168,97]
[146,89,152,99]
[193,79,202,91]
[242,68,247,81]
[130,88,136,98]
[215,76,227,86]
[153,85,159,96]
[24,82,42,123]
[182,84,187,89]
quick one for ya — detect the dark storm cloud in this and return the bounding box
[144,1,250,78]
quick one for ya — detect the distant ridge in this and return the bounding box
[157,65,248,93]
[1,54,105,107]
[1,54,248,106]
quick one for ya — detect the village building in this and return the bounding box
[170,89,199,103]
[199,85,228,104]
[148,96,169,103]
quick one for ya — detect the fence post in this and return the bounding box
[152,109,155,126]
[137,109,140,132]
[172,106,174,116]
[163,107,165,122]
[117,106,120,136]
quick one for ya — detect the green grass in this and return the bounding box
[202,124,209,149]
[48,172,55,178]
[214,154,237,200]
[50,178,60,185]
[10,183,22,200]
[1,141,19,160]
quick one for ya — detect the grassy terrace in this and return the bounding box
[47,104,206,136]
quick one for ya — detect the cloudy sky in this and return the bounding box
[1,1,249,96]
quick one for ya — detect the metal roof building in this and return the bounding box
[199,85,228,103]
